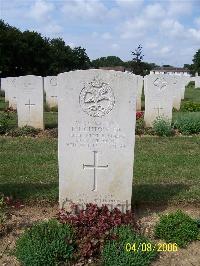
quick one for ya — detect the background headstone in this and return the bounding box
[1,77,17,108]
[44,76,58,108]
[16,75,44,129]
[58,70,137,212]
[144,74,174,127]
[136,75,143,111]
[180,76,190,99]
[8,77,17,109]
[172,76,182,110]
[195,76,200,88]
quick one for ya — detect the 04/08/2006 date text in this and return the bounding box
[125,243,178,252]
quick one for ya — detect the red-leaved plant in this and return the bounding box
[58,203,138,263]
[136,111,144,120]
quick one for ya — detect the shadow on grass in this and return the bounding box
[45,122,58,129]
[132,183,189,209]
[0,182,58,202]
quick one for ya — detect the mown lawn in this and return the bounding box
[0,96,8,111]
[0,136,199,205]
[183,83,200,103]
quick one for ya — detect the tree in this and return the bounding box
[72,47,91,70]
[190,49,200,75]
[0,20,91,77]
[20,30,51,76]
[48,38,74,75]
[91,56,123,68]
[0,20,23,77]
[130,45,145,75]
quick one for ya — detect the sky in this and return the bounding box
[1,0,200,66]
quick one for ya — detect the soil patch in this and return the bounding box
[0,203,199,266]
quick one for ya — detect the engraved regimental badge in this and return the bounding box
[153,77,167,91]
[79,77,115,117]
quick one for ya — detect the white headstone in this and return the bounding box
[1,77,17,108]
[180,76,190,99]
[136,75,143,111]
[44,76,58,108]
[195,76,200,88]
[16,75,44,129]
[144,74,174,127]
[172,76,182,110]
[58,70,137,212]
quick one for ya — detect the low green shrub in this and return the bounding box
[8,126,41,137]
[136,118,145,135]
[154,210,199,248]
[15,219,75,266]
[153,117,174,136]
[181,101,200,112]
[0,111,11,134]
[173,115,200,134]
[102,225,157,266]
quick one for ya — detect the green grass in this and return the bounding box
[0,111,58,129]
[0,137,58,201]
[0,136,199,205]
[0,96,8,111]
[173,111,200,121]
[183,83,200,103]
[134,136,200,204]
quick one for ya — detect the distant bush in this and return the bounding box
[153,117,174,136]
[0,90,5,97]
[44,103,50,112]
[181,101,200,112]
[51,106,58,112]
[8,126,41,137]
[173,115,200,134]
[187,81,195,87]
[102,225,157,266]
[15,219,75,266]
[0,111,11,134]
[44,103,58,112]
[154,210,200,248]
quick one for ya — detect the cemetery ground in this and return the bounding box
[0,84,200,265]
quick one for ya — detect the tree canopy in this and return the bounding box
[0,20,161,77]
[0,20,91,77]
[189,49,200,75]
[91,56,124,68]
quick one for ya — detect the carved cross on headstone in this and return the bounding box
[25,99,35,112]
[154,105,164,117]
[83,151,108,191]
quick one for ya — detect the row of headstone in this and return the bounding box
[144,74,193,127]
[0,72,198,131]
[0,70,199,212]
[1,76,58,109]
